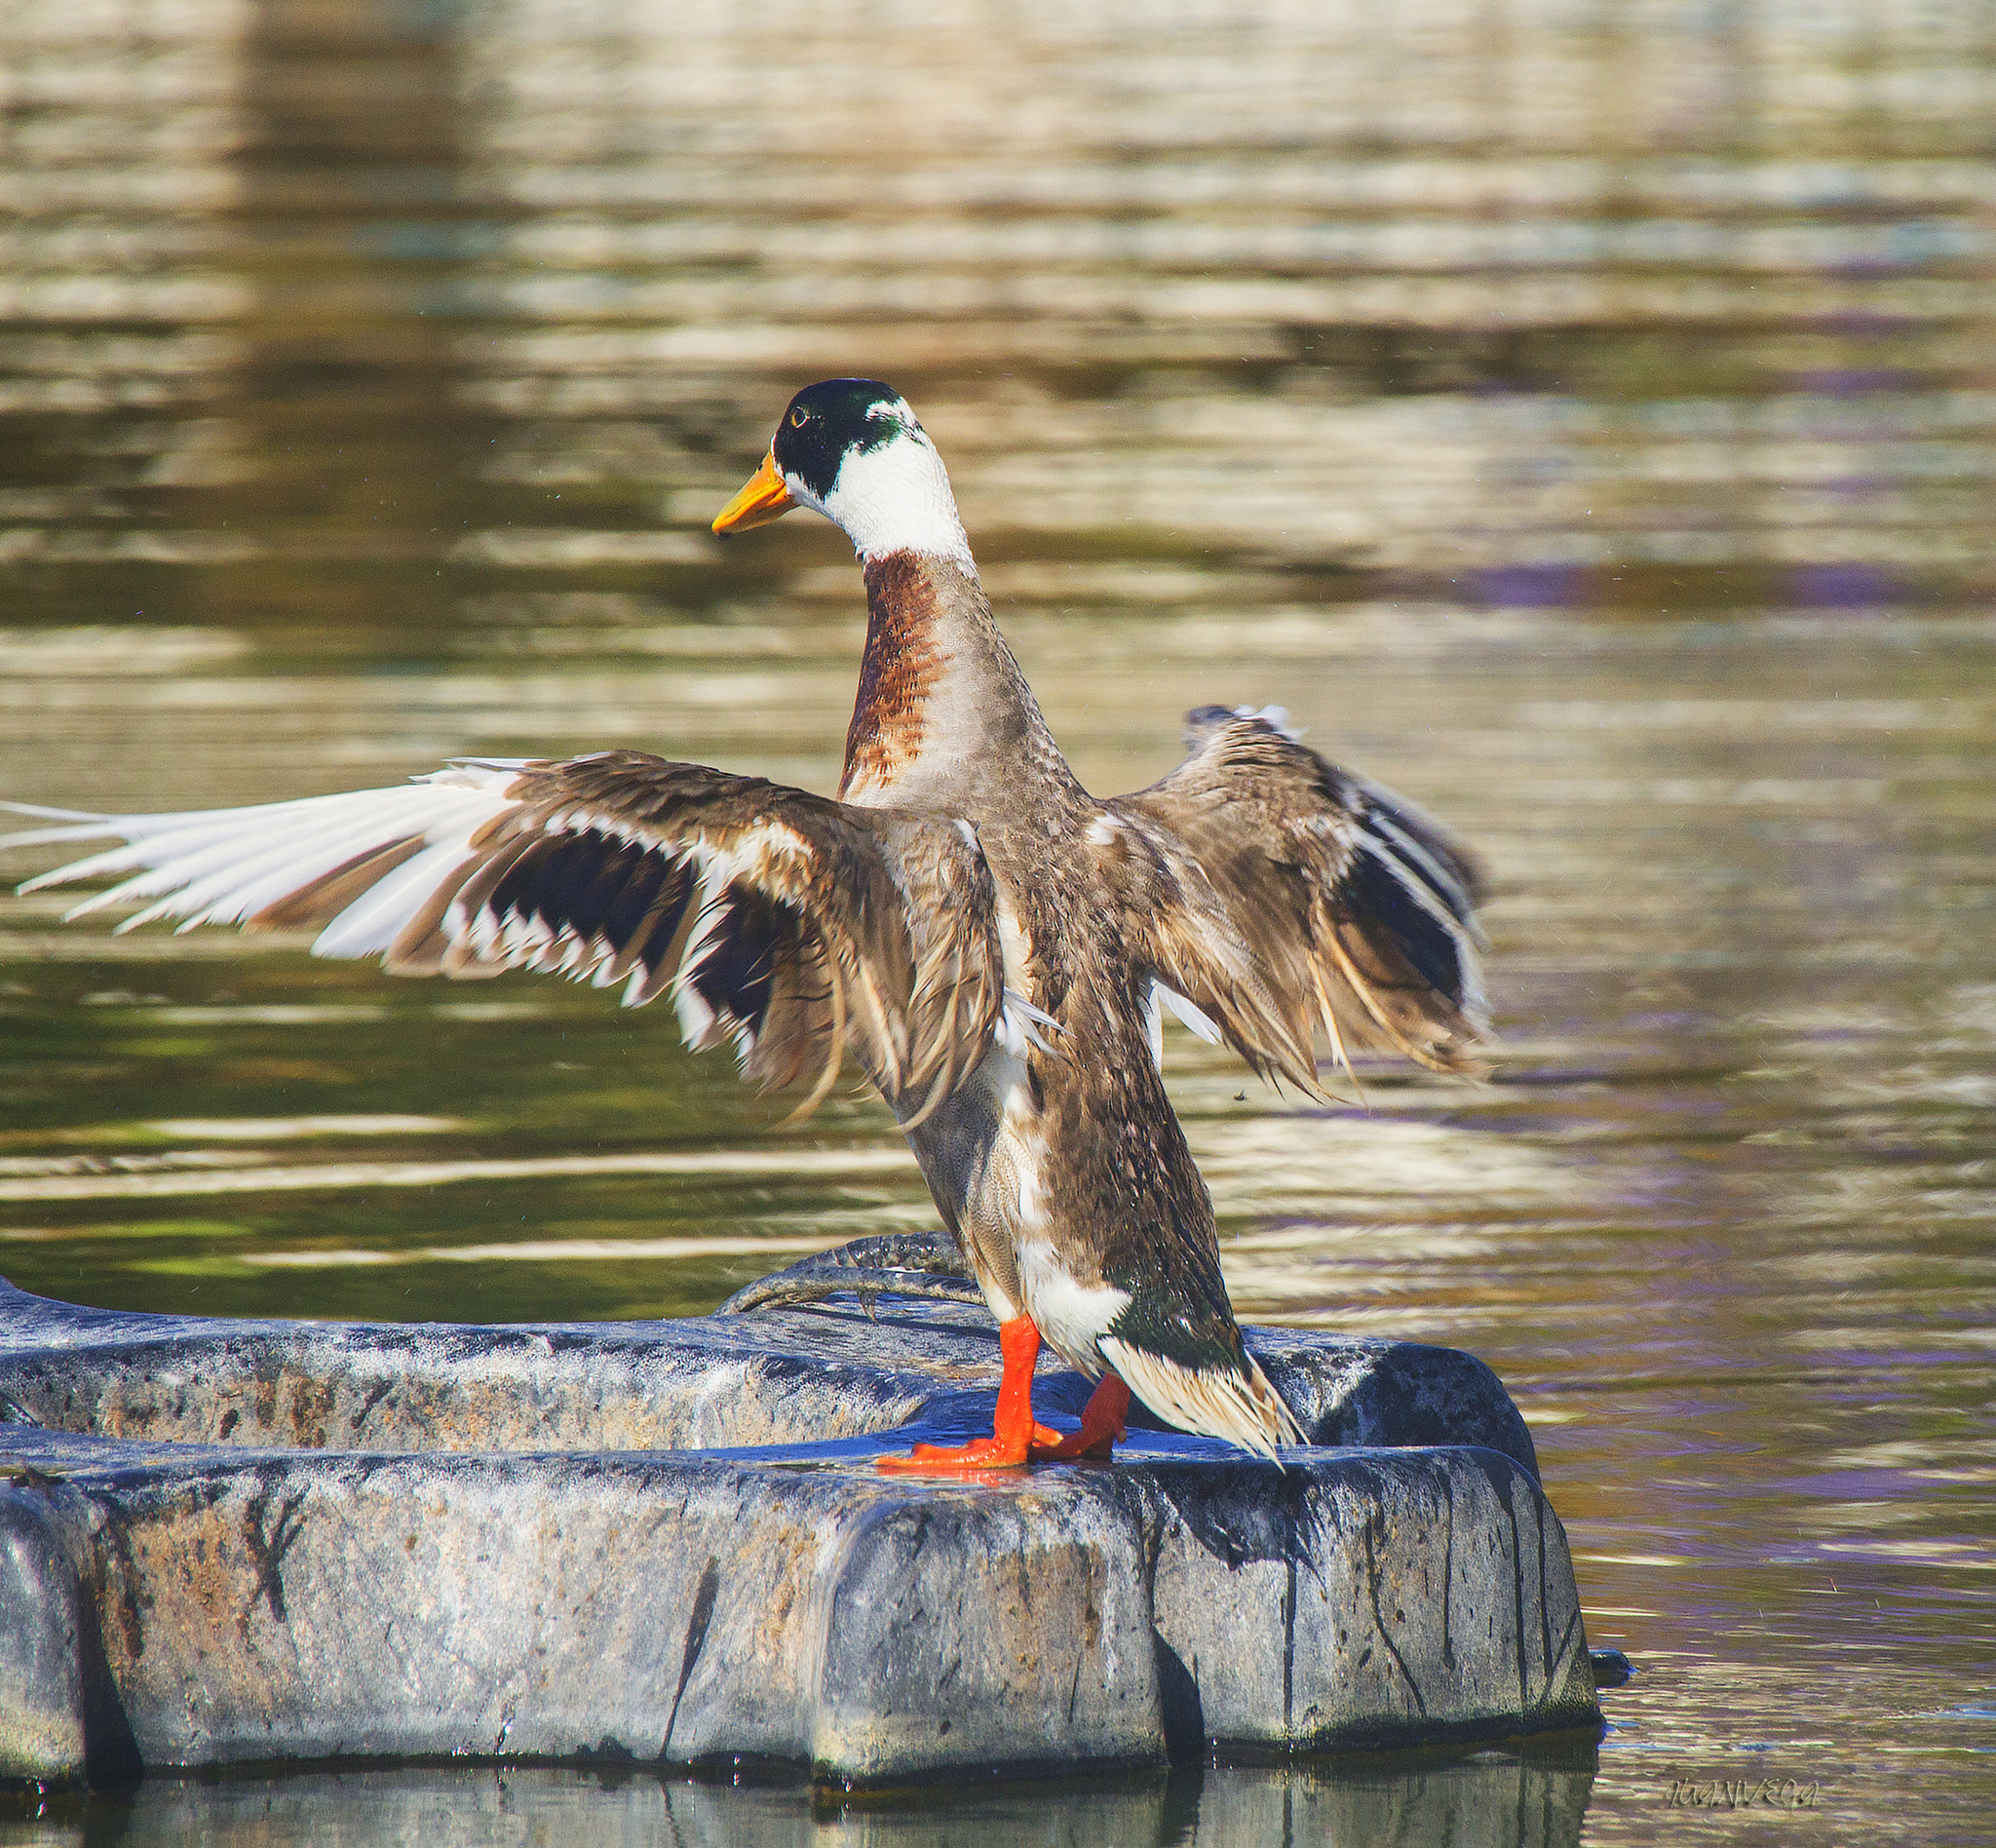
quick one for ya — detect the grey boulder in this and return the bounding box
[0,1252,1598,1788]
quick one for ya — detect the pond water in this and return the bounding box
[2,0,1992,1841]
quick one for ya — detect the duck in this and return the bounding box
[0,379,1489,1470]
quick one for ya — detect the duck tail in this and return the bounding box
[1099,1335,1304,1463]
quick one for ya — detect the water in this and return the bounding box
[2,0,1993,1840]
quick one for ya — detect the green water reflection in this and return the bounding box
[4,1752,1599,1848]
[3,0,1994,1841]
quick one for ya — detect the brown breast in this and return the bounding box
[841,552,946,797]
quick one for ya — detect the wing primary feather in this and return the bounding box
[82,826,327,922]
[626,858,697,978]
[313,837,483,960]
[0,799,116,833]
[226,831,426,933]
[254,837,433,936]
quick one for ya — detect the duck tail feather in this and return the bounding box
[1099,1335,1303,1463]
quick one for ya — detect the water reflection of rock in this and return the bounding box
[25,1752,1597,1847]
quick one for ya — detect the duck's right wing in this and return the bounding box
[1,751,1006,1125]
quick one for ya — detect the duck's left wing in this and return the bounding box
[2,751,1005,1123]
[1103,707,1489,1087]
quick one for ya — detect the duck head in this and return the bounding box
[711,379,973,569]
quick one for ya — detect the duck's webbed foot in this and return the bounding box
[879,1433,1032,1472]
[717,1230,982,1317]
[878,1314,1046,1474]
[1028,1374,1131,1462]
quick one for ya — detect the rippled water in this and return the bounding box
[2,0,1993,1841]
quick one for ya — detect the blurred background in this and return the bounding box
[0,1,1991,1841]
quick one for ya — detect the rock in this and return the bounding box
[1590,1646,1634,1689]
[0,1486,86,1784]
[0,1258,1540,1475]
[712,1229,988,1314]
[0,1263,1598,1788]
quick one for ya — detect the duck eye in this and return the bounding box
[788,407,807,428]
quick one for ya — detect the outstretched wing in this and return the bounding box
[1,751,1005,1125]
[1105,707,1488,1085]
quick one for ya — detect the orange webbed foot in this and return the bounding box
[875,1313,1046,1476]
[876,1435,1031,1474]
[1027,1375,1132,1463]
[1026,1426,1118,1462]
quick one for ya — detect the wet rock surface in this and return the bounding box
[0,1255,1598,1787]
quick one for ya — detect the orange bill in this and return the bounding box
[711,452,795,534]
